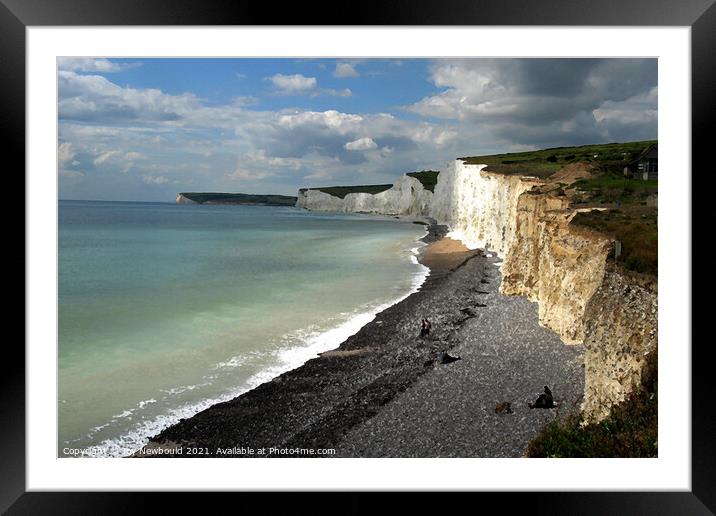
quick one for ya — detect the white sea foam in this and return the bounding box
[115,409,134,419]
[159,384,201,395]
[212,355,248,370]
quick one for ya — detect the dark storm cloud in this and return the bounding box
[409,58,657,148]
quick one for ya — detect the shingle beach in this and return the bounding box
[138,223,584,458]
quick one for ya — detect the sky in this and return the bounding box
[58,58,658,202]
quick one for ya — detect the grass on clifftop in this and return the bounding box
[310,184,394,199]
[571,206,657,276]
[306,170,441,198]
[180,192,297,205]
[570,175,658,205]
[461,140,656,178]
[406,170,440,192]
[526,352,658,458]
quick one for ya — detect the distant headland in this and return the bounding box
[176,192,297,206]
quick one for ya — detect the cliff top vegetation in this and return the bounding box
[466,141,659,276]
[304,170,440,199]
[461,140,656,178]
[406,170,440,192]
[565,169,657,276]
[571,207,657,276]
[179,192,297,205]
[304,184,394,199]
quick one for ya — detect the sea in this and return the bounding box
[58,200,429,457]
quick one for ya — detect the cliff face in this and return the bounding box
[297,158,657,422]
[176,193,198,204]
[430,161,538,253]
[428,159,656,421]
[500,196,613,344]
[296,175,432,217]
[429,160,612,344]
[581,265,657,421]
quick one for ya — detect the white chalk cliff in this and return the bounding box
[297,159,657,421]
[429,160,539,254]
[176,193,197,204]
[296,174,432,217]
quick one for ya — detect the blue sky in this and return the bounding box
[58,58,657,201]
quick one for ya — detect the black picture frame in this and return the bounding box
[8,0,710,513]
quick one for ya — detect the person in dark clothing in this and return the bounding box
[529,385,554,409]
[419,319,428,338]
[437,350,461,364]
[425,319,431,336]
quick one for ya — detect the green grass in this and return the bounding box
[406,170,440,192]
[571,176,658,205]
[180,192,297,205]
[309,184,394,199]
[526,351,658,458]
[305,170,441,199]
[571,206,657,276]
[460,140,656,178]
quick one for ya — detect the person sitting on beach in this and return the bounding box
[437,350,461,364]
[528,386,554,409]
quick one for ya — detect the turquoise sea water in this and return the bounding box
[58,200,427,457]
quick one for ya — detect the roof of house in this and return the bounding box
[630,143,658,164]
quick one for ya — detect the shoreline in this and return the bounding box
[62,209,431,458]
[136,221,584,458]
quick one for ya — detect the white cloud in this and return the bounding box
[265,74,351,98]
[93,150,143,171]
[592,87,658,124]
[267,73,317,93]
[334,63,358,78]
[325,88,353,97]
[57,57,137,73]
[278,110,363,134]
[142,175,169,184]
[59,170,84,178]
[225,168,269,181]
[304,170,333,181]
[59,70,201,123]
[58,142,76,166]
[94,150,122,166]
[345,137,378,151]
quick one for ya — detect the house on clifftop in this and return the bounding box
[624,144,658,181]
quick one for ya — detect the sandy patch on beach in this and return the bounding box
[420,237,478,273]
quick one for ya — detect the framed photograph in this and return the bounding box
[10,0,710,511]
